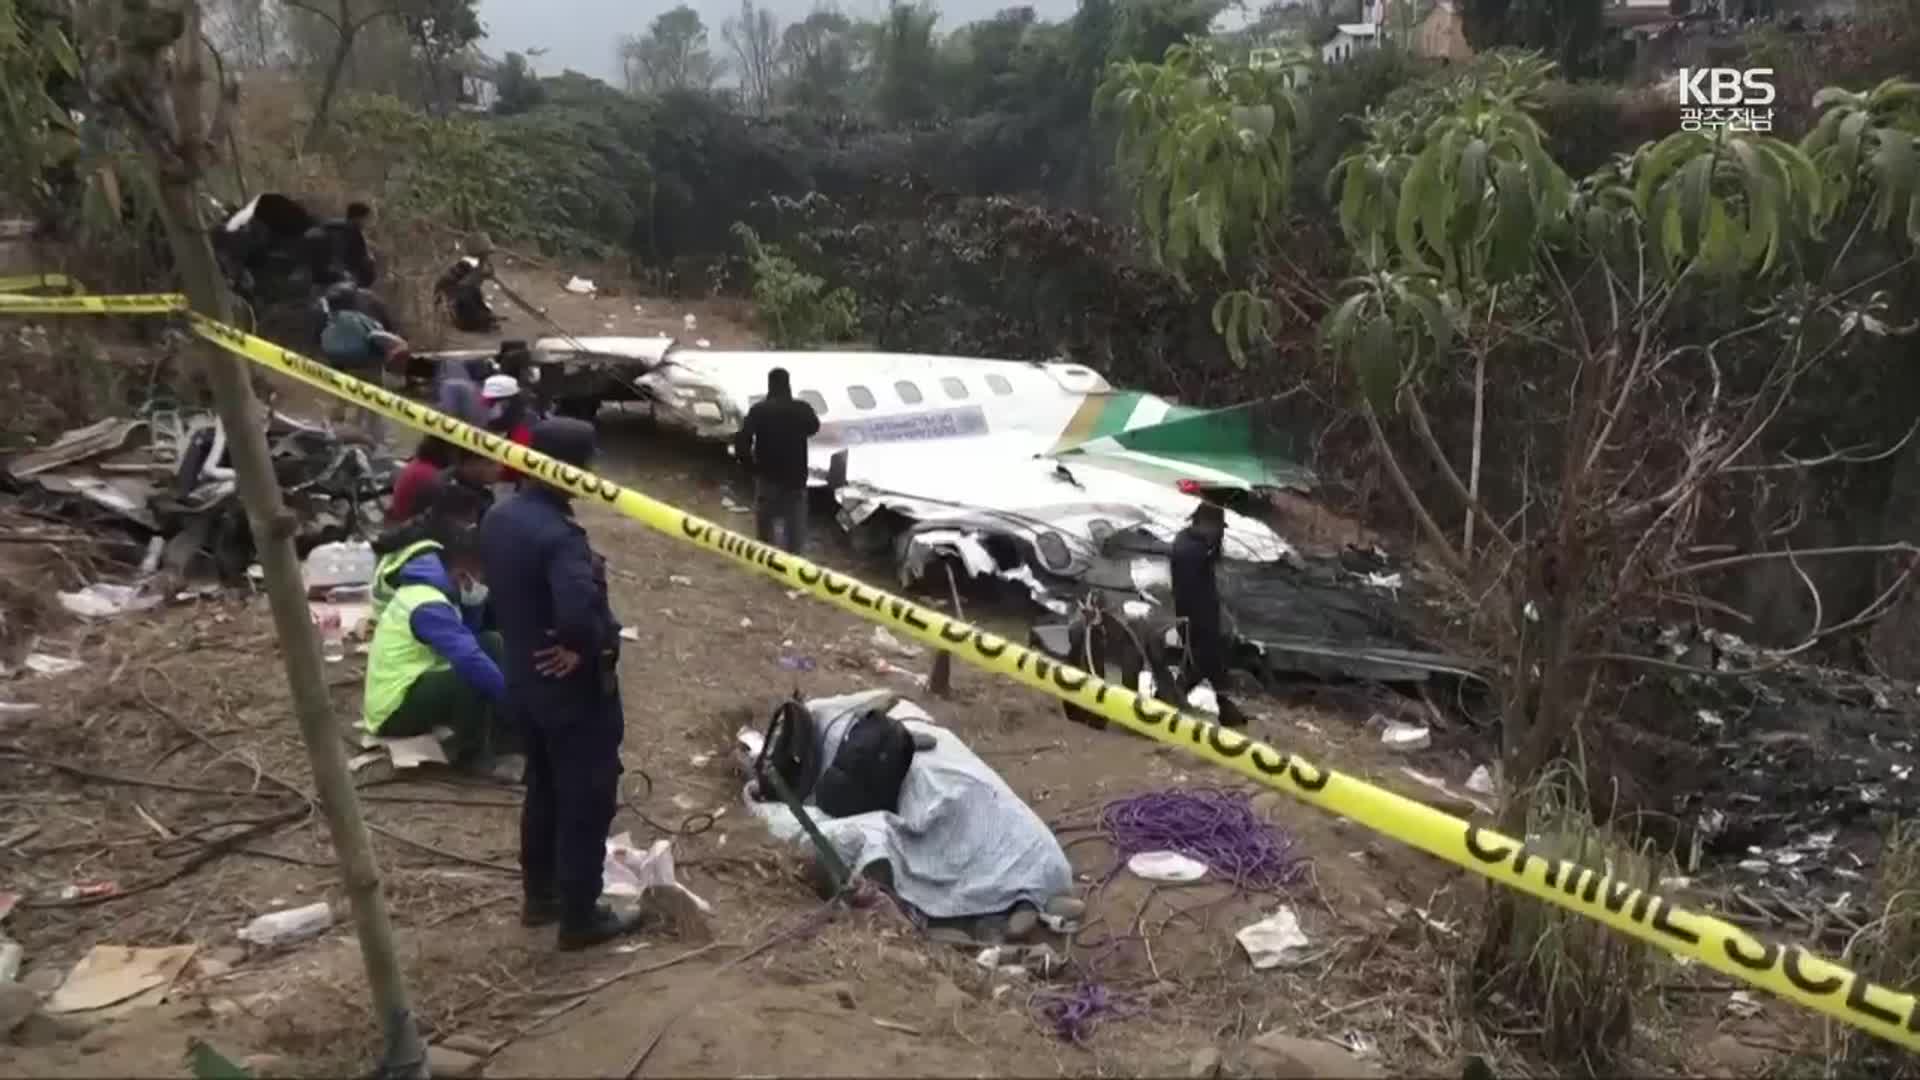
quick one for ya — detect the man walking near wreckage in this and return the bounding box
[734,367,821,554]
[479,417,641,950]
[1171,502,1249,729]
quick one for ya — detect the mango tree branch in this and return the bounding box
[1362,402,1468,579]
[1400,388,1516,562]
[1661,542,1920,581]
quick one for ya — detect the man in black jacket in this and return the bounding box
[304,201,376,289]
[733,367,822,553]
[479,418,640,950]
[1169,502,1249,728]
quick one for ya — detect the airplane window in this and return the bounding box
[1035,531,1072,572]
[987,375,1013,396]
[848,385,877,410]
[895,380,923,405]
[941,377,969,400]
[799,390,828,415]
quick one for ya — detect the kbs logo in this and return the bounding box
[1676,68,1775,134]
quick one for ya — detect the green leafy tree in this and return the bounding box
[778,6,862,114]
[399,0,483,114]
[731,221,859,346]
[1460,0,1608,77]
[619,5,722,96]
[1109,45,1920,1062]
[0,0,84,218]
[870,1,941,125]
[492,50,546,114]
[1101,38,1308,359]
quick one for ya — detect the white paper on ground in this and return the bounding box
[24,654,82,677]
[357,727,453,769]
[602,833,713,912]
[1127,851,1209,882]
[1236,906,1311,971]
[46,944,198,1014]
[1186,683,1219,716]
[58,583,161,619]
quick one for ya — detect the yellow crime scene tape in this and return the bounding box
[5,287,1919,1053]
[0,272,86,297]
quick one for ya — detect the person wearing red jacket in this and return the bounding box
[481,374,539,487]
[482,374,534,445]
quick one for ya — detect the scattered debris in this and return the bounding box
[778,655,817,672]
[45,944,197,1016]
[1337,1030,1379,1056]
[1236,907,1311,970]
[563,276,597,296]
[23,654,81,677]
[1465,765,1497,796]
[1244,1030,1383,1075]
[57,583,160,619]
[237,902,334,949]
[426,1044,486,1078]
[58,881,117,902]
[870,657,927,686]
[7,412,395,578]
[358,728,452,770]
[1378,720,1431,752]
[1126,851,1209,883]
[602,833,712,914]
[1397,768,1493,817]
[620,626,641,642]
[870,626,923,659]
[303,541,375,591]
[1186,682,1220,716]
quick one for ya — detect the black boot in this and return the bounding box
[521,892,562,928]
[557,904,642,951]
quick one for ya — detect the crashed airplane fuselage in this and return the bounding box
[632,345,1302,609]
[415,336,1301,607]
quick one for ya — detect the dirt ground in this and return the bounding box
[0,285,1815,1078]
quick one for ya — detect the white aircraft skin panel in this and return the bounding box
[835,451,1290,569]
[642,350,1136,461]
[1127,396,1172,428]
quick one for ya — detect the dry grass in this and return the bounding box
[1472,759,1673,1075]
[1827,818,1920,1079]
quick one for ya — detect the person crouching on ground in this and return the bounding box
[361,511,517,773]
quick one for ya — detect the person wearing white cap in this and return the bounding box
[481,374,533,446]
[479,374,538,489]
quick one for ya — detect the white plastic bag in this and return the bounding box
[238,902,333,948]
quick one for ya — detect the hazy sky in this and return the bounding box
[478,0,1086,85]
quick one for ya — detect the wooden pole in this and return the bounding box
[113,6,426,1075]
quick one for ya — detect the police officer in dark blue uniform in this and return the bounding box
[479,417,640,950]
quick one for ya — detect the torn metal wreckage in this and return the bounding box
[3,410,399,578]
[422,337,1312,601]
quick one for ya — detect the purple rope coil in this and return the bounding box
[1024,789,1305,1043]
[1030,981,1144,1043]
[1098,787,1305,891]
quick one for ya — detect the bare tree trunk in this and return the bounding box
[1466,350,1485,553]
[304,32,356,153]
[120,7,426,1074]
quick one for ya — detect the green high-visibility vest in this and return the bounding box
[371,539,441,615]
[362,580,454,734]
